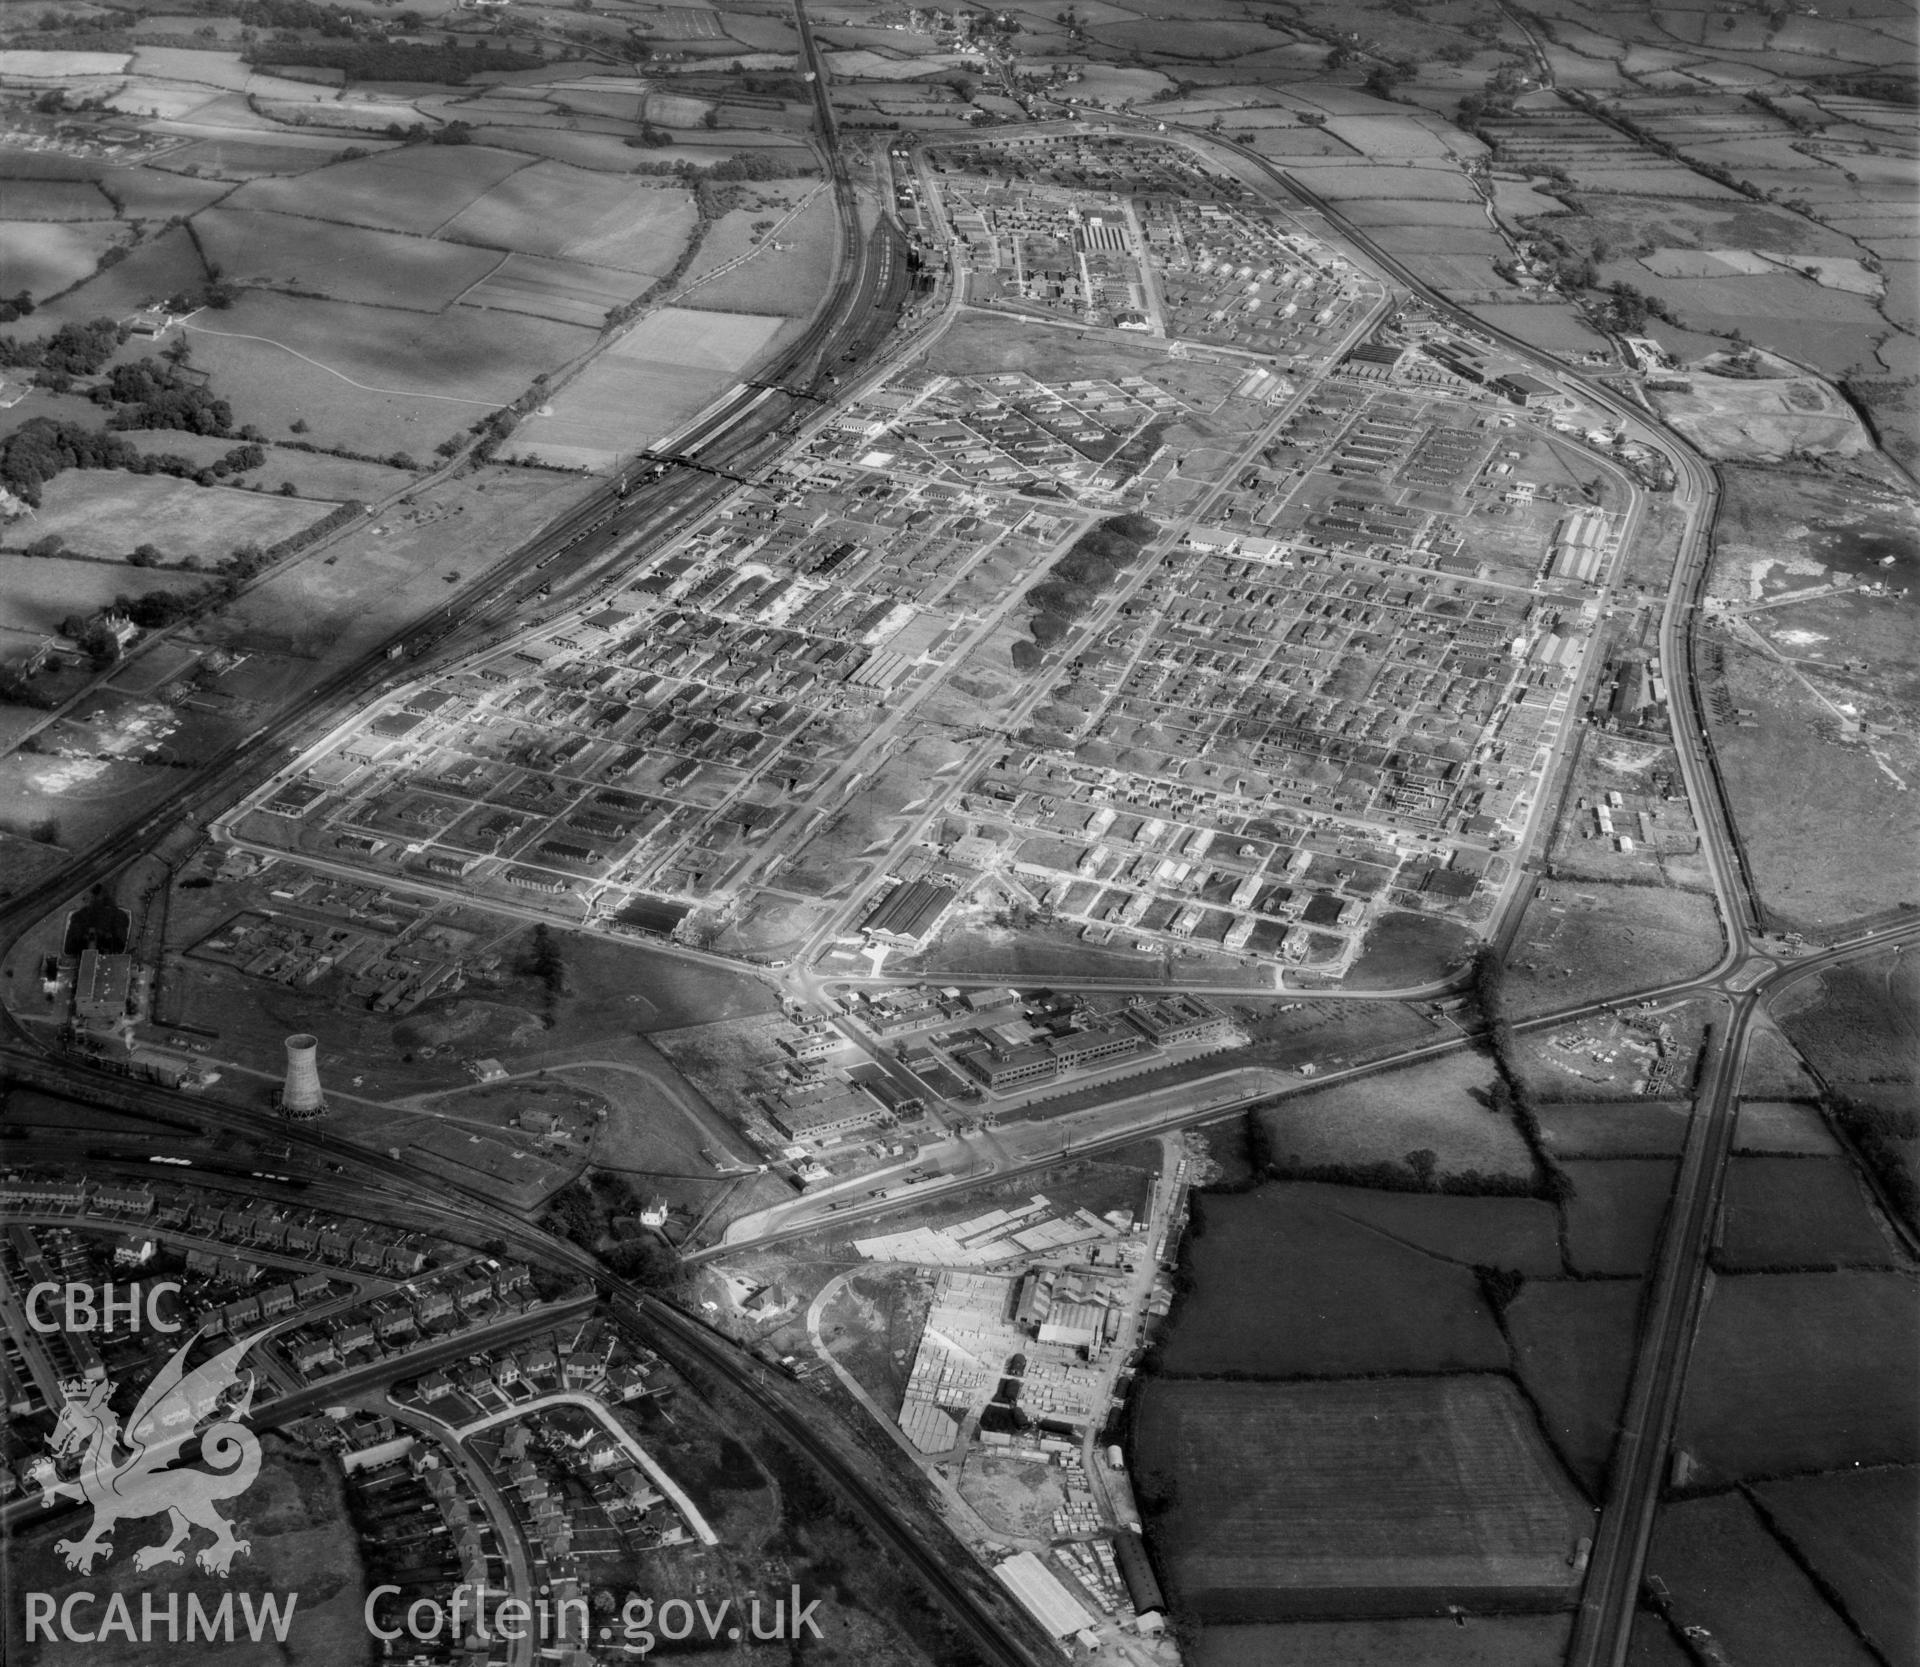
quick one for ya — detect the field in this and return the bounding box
[0,551,207,639]
[1753,1466,1919,1667]
[3,1439,372,1667]
[679,184,837,316]
[1647,360,1873,462]
[1738,1029,1823,1101]
[1470,302,1612,356]
[1708,643,1917,933]
[1340,911,1476,989]
[1676,1270,1920,1483]
[1717,1155,1901,1269]
[1732,1099,1838,1155]
[1159,1187,1510,1378]
[440,162,697,271]
[461,251,650,328]
[502,306,789,471]
[1560,1160,1676,1276]
[194,207,503,311]
[1505,883,1724,1015]
[1189,1616,1573,1667]
[8,222,211,330]
[15,471,335,563]
[1255,1048,1536,1183]
[1504,1278,1645,1498]
[225,143,527,233]
[1277,1183,1564,1275]
[185,291,595,457]
[1535,1101,1690,1159]
[1133,1376,1591,1621]
[1646,1493,1878,1667]
[0,219,125,300]
[1775,951,1920,1088]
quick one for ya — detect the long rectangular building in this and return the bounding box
[862,879,960,949]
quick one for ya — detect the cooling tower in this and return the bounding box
[281,1033,327,1118]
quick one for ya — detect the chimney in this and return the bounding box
[281,1034,327,1119]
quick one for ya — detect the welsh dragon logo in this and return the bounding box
[36,1330,263,1578]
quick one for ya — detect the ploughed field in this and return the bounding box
[1134,1376,1592,1621]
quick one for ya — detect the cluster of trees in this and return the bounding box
[521,923,568,1021]
[382,118,475,145]
[0,290,35,325]
[1828,1092,1919,1230]
[94,358,237,435]
[0,413,261,510]
[1471,946,1576,1204]
[542,1174,679,1287]
[246,39,541,82]
[1,420,139,507]
[0,318,128,378]
[1595,280,1676,334]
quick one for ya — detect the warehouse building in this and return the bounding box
[861,879,961,950]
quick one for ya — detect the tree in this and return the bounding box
[1404,1148,1438,1187]
[127,542,163,567]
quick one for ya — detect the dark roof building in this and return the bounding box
[862,879,960,949]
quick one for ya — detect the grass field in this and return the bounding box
[106,427,407,504]
[0,551,207,638]
[1341,910,1476,989]
[0,176,117,219]
[17,222,209,329]
[1677,1270,1920,1483]
[1189,1616,1573,1667]
[1279,1182,1565,1276]
[681,185,837,318]
[1718,1155,1901,1269]
[226,142,526,233]
[0,219,124,300]
[1738,1029,1823,1100]
[1505,883,1723,1016]
[186,290,595,456]
[461,250,649,327]
[1731,1099,1838,1155]
[441,162,697,272]
[1775,950,1920,1088]
[502,306,787,471]
[1134,1375,1591,1621]
[1536,1102,1690,1159]
[1753,1465,1918,1667]
[1505,1277,1644,1498]
[1159,1186,1511,1377]
[1561,1159,1676,1277]
[1257,1048,1536,1183]
[193,207,502,311]
[1710,644,1919,932]
[1646,1492,1877,1667]
[17,471,334,563]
